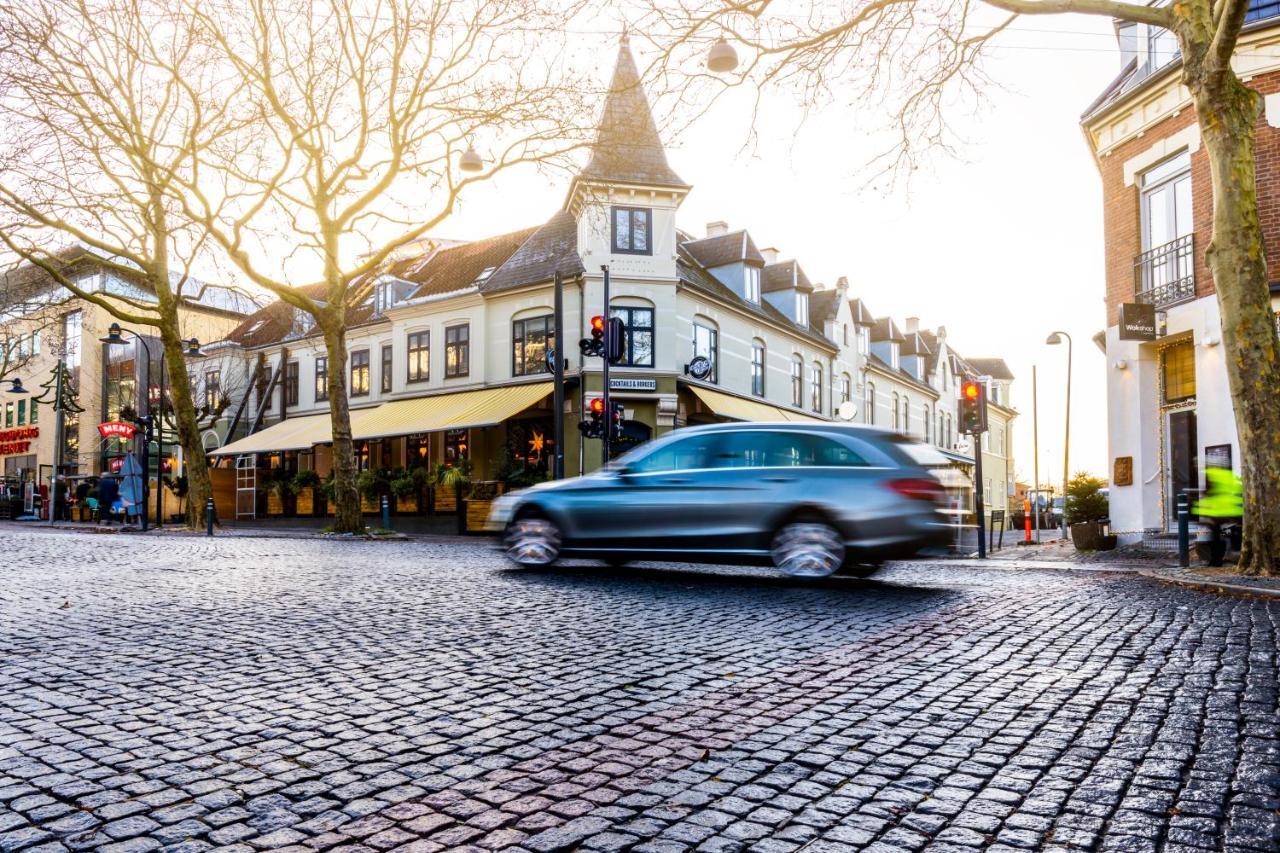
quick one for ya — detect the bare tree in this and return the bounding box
[0,268,73,385]
[176,0,592,532]
[644,0,1280,575]
[0,0,258,527]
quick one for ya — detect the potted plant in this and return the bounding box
[356,468,390,514]
[463,479,500,533]
[264,468,295,516]
[432,460,470,514]
[390,468,421,514]
[1066,473,1113,551]
[293,469,321,516]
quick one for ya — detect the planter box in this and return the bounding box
[1071,521,1102,550]
[434,487,457,513]
[361,495,383,514]
[266,491,286,516]
[464,499,493,533]
[395,493,419,514]
[296,488,315,516]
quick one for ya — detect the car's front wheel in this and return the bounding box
[503,512,562,567]
[770,518,845,578]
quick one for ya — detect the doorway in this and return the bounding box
[1166,409,1198,526]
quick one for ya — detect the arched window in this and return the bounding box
[865,382,875,424]
[692,317,719,383]
[810,362,823,413]
[946,413,953,448]
[892,392,900,431]
[902,395,910,435]
[923,404,931,443]
[938,410,945,446]
[791,355,804,407]
[751,340,766,397]
[840,373,852,404]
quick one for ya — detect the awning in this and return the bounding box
[687,385,826,423]
[209,413,334,457]
[353,382,554,441]
[931,466,973,490]
[938,449,975,466]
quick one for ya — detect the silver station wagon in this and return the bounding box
[490,422,951,578]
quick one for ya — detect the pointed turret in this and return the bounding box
[578,33,687,189]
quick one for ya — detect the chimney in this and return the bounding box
[705,221,729,238]
[905,316,919,334]
[936,325,947,342]
[760,246,779,265]
[835,276,849,295]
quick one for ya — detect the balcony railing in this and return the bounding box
[1134,234,1196,308]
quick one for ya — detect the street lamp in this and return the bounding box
[3,378,25,394]
[459,144,483,172]
[706,36,739,73]
[185,338,203,357]
[100,322,158,531]
[1047,330,1073,540]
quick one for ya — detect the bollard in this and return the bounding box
[1177,492,1190,568]
[1023,498,1032,545]
[205,497,215,537]
[381,494,390,531]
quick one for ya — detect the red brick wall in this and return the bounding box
[1096,68,1280,326]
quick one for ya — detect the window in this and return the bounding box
[890,343,900,370]
[857,326,869,355]
[611,206,652,255]
[315,357,328,402]
[716,431,868,468]
[842,325,849,347]
[923,404,931,443]
[1163,341,1196,403]
[892,392,900,431]
[445,428,469,464]
[445,324,470,377]
[4,403,11,427]
[205,370,222,410]
[745,267,761,303]
[381,345,393,393]
[407,331,430,383]
[30,400,37,423]
[865,382,875,425]
[285,361,299,406]
[61,311,81,370]
[1141,152,1192,251]
[902,395,910,435]
[17,400,25,425]
[946,413,953,448]
[610,306,653,367]
[796,291,809,325]
[628,434,718,474]
[1148,26,1179,70]
[810,362,823,413]
[513,315,554,376]
[257,369,271,412]
[937,411,944,446]
[350,349,370,396]
[791,356,803,407]
[693,322,718,383]
[751,341,766,397]
[841,374,852,404]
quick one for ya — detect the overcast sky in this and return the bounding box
[424,14,1123,490]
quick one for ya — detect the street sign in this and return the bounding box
[1119,302,1157,341]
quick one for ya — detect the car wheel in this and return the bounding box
[503,512,561,567]
[770,517,845,578]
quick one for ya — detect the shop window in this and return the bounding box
[609,306,653,367]
[315,357,328,402]
[381,344,393,393]
[407,331,429,383]
[406,433,430,468]
[446,324,470,377]
[512,315,553,376]
[445,428,469,465]
[611,207,652,255]
[350,349,370,396]
[1163,341,1196,403]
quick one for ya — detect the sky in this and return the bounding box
[427,14,1122,491]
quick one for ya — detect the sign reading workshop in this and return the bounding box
[1119,302,1157,341]
[0,426,39,456]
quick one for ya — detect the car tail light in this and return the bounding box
[886,477,946,503]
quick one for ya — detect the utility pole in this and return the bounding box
[1033,365,1040,543]
[600,264,611,467]
[553,272,565,480]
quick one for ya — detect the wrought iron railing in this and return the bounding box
[1134,234,1195,308]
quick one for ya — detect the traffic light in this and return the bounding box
[578,397,606,439]
[959,380,988,435]
[578,315,627,361]
[606,316,626,363]
[609,401,625,441]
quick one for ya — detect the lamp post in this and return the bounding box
[100,323,157,531]
[1046,331,1073,540]
[11,362,83,524]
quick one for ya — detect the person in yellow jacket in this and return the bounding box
[1193,466,1243,566]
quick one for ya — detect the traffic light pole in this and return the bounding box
[973,438,985,559]
[553,272,564,480]
[600,264,611,467]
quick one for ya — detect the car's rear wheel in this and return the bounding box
[770,517,845,578]
[503,512,561,567]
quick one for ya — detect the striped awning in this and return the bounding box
[353,382,553,441]
[687,385,826,423]
[208,413,335,456]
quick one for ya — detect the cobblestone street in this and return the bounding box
[1,529,1277,853]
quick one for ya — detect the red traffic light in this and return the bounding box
[589,397,605,415]
[962,381,980,400]
[590,315,605,337]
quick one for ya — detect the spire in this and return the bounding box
[578,34,687,189]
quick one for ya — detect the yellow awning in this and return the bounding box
[354,382,554,440]
[209,413,334,456]
[688,385,827,424]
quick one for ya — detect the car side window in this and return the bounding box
[715,431,868,468]
[629,435,719,474]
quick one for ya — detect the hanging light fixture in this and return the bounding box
[459,144,483,173]
[4,378,26,394]
[706,36,739,73]
[185,337,203,357]
[99,322,127,345]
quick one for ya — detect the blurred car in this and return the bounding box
[489,422,951,578]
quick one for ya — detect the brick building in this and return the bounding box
[1083,5,1280,541]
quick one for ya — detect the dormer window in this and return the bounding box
[795,291,809,325]
[857,326,869,355]
[745,266,761,303]
[890,343,900,370]
[612,207,652,255]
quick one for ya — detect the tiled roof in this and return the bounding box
[682,231,764,268]
[866,353,939,397]
[871,316,904,343]
[225,283,328,347]
[482,211,583,293]
[391,226,537,297]
[808,289,840,328]
[966,357,1015,381]
[847,298,875,326]
[577,35,687,189]
[902,331,932,357]
[762,260,813,293]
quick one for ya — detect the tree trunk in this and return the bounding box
[157,320,212,528]
[1192,71,1280,576]
[323,320,361,533]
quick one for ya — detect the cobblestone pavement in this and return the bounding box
[1,530,1278,853]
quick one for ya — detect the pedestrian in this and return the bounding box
[1193,465,1243,567]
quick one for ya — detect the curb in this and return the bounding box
[1138,568,1280,599]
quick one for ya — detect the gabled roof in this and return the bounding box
[577,34,687,190]
[682,230,765,268]
[762,260,814,293]
[966,357,1015,381]
[871,316,905,343]
[389,226,536,298]
[866,353,940,397]
[808,289,840,329]
[225,283,328,348]
[901,331,933,357]
[847,298,875,326]
[482,210,583,293]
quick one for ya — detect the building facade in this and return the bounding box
[1083,6,1280,542]
[201,36,1018,520]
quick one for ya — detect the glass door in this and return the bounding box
[1166,410,1198,526]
